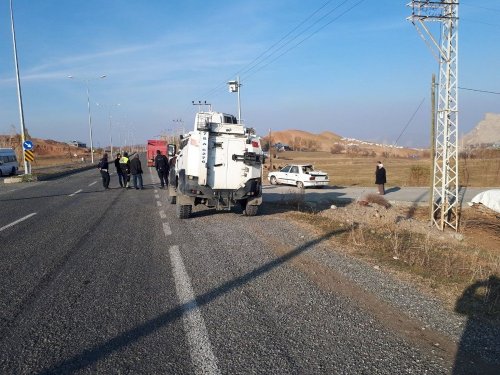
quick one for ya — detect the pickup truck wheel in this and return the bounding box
[243,204,259,216]
[296,181,304,189]
[270,176,277,185]
[176,203,191,219]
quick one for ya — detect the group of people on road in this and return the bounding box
[100,149,386,196]
[97,149,170,191]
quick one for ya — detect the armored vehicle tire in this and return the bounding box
[296,181,304,189]
[243,204,259,216]
[168,194,176,204]
[270,176,277,185]
[176,203,192,219]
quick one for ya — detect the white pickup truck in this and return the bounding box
[168,111,263,219]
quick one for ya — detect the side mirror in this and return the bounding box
[168,144,176,157]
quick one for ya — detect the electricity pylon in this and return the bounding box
[407,1,459,231]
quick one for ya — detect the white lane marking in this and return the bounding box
[159,210,167,219]
[88,181,97,187]
[156,201,162,207]
[163,222,172,236]
[155,194,160,199]
[69,189,83,197]
[0,212,37,232]
[168,245,220,375]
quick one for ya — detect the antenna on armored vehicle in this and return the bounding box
[192,100,212,112]
[407,1,459,231]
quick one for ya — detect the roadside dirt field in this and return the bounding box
[265,150,500,187]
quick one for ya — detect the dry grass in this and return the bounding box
[266,151,500,187]
[269,199,500,318]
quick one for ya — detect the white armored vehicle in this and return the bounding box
[168,111,263,219]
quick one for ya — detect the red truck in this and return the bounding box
[147,139,168,167]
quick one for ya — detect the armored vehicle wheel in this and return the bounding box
[243,204,259,216]
[176,203,192,219]
[270,176,277,185]
[168,194,176,204]
[296,181,304,189]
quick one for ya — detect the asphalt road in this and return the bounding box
[0,159,498,374]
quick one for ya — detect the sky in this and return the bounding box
[0,0,499,149]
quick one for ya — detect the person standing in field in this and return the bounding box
[154,149,169,188]
[97,153,110,190]
[375,161,386,195]
[130,154,144,190]
[119,152,131,188]
[114,152,124,187]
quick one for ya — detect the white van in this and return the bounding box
[0,148,19,176]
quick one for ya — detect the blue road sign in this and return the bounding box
[23,140,34,150]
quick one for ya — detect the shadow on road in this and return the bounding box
[453,275,500,375]
[385,186,401,194]
[38,227,349,374]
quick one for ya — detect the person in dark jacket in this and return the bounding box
[119,152,131,188]
[154,150,169,188]
[98,153,110,189]
[114,152,124,187]
[375,161,387,195]
[130,154,144,190]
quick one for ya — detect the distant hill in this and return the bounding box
[266,129,342,152]
[0,134,88,160]
[263,129,422,157]
[462,113,500,147]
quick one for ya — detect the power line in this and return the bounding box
[200,0,364,102]
[459,86,500,95]
[393,97,425,147]
[461,3,500,13]
[238,0,353,79]
[241,0,367,81]
[461,19,500,28]
[201,0,347,100]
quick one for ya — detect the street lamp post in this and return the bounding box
[172,118,184,139]
[227,76,242,123]
[68,75,106,163]
[97,103,120,156]
[9,0,28,174]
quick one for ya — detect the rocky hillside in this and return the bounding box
[462,113,500,147]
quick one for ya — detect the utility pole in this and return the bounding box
[408,1,459,231]
[268,128,273,171]
[429,74,436,222]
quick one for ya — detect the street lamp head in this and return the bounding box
[100,75,107,79]
[68,75,74,79]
